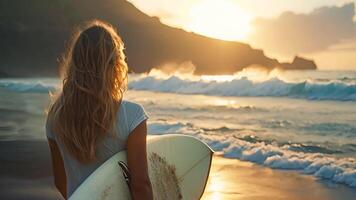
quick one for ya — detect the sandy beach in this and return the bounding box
[1,140,356,200]
[0,140,60,200]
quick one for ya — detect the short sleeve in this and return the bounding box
[126,102,149,133]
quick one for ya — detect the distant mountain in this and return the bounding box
[0,0,317,77]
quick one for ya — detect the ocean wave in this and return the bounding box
[148,122,191,134]
[147,121,356,188]
[203,134,356,187]
[129,76,356,101]
[302,122,356,136]
[2,75,356,101]
[0,79,57,93]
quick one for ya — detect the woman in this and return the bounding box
[46,20,153,200]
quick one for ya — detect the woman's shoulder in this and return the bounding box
[119,100,148,118]
[120,100,146,113]
[119,100,148,132]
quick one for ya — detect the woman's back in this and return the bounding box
[46,20,153,200]
[46,100,148,197]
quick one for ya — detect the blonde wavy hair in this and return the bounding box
[48,20,128,163]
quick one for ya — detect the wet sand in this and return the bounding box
[1,140,356,200]
[0,140,61,200]
[201,154,356,200]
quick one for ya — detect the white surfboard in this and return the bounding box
[69,134,213,200]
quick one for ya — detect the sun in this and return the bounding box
[187,0,251,41]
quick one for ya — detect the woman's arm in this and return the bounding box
[48,139,67,199]
[126,120,154,200]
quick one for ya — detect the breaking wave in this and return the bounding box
[0,79,57,93]
[2,71,356,101]
[129,75,356,101]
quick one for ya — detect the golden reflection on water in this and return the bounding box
[204,173,225,200]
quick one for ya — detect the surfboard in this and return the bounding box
[69,134,214,200]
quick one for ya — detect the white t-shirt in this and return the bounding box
[46,100,148,198]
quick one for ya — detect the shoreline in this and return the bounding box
[1,140,356,199]
[202,155,356,200]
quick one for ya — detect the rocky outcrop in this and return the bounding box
[280,56,317,70]
[0,0,317,76]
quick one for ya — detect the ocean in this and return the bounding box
[1,69,356,189]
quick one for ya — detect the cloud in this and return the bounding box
[247,3,356,58]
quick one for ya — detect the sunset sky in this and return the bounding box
[128,0,356,70]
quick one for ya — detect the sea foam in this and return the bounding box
[148,121,356,188]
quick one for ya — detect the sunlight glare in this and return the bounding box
[234,67,272,81]
[187,0,251,41]
[201,67,279,83]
